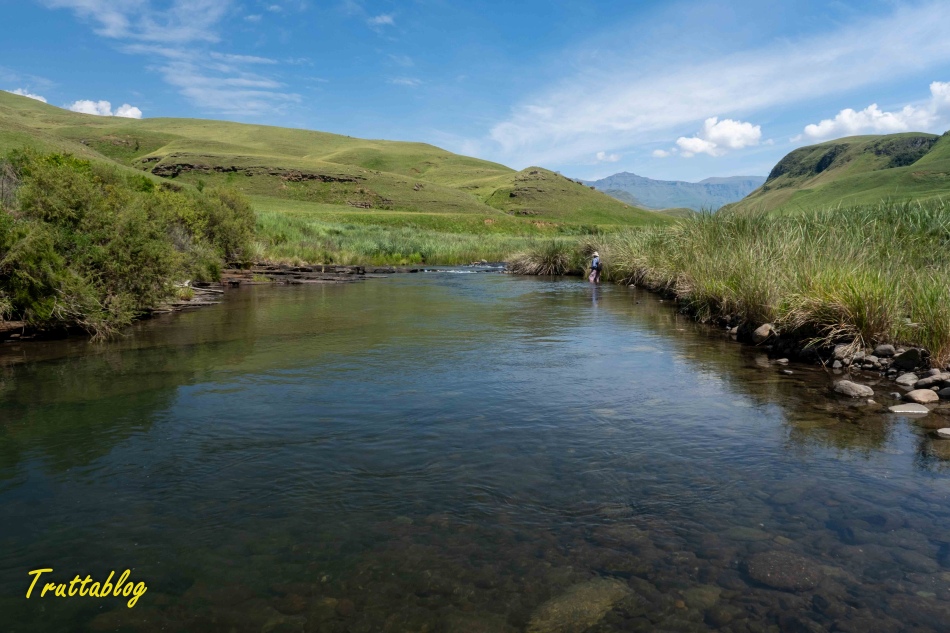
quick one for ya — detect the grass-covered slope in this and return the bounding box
[728,132,950,213]
[0,91,666,229]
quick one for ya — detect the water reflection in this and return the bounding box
[1,274,949,632]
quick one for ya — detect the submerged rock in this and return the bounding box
[526,578,631,633]
[905,389,939,404]
[834,381,874,398]
[889,404,930,415]
[744,551,824,592]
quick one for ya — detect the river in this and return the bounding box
[1,271,949,632]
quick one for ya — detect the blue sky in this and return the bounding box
[3,0,950,181]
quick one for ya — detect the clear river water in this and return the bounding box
[1,271,949,632]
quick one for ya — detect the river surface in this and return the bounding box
[1,272,950,632]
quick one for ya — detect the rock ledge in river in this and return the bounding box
[889,404,930,415]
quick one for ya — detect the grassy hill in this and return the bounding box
[727,131,950,213]
[0,91,666,238]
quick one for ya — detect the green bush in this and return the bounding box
[0,149,254,336]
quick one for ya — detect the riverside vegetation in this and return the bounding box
[0,150,253,336]
[510,198,950,367]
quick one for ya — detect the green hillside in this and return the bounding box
[0,91,665,230]
[727,131,950,213]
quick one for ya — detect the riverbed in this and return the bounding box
[1,272,949,632]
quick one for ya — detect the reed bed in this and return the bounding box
[599,199,950,364]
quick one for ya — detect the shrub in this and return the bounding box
[0,149,254,336]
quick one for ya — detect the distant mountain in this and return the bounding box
[582,172,766,211]
[726,131,950,214]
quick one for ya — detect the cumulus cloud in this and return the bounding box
[675,117,761,157]
[482,2,950,168]
[68,100,143,118]
[797,80,950,141]
[595,151,621,162]
[651,149,670,158]
[7,89,47,103]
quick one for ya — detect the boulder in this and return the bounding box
[905,389,939,404]
[895,373,920,387]
[752,323,775,345]
[744,551,824,591]
[874,344,896,358]
[526,578,632,633]
[915,373,950,388]
[891,348,923,371]
[938,388,950,400]
[937,428,950,440]
[888,404,930,415]
[834,381,874,398]
[833,344,851,361]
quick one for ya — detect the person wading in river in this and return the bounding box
[589,251,602,284]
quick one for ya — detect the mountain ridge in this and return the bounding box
[726,131,950,214]
[582,171,765,211]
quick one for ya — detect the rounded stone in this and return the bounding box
[937,428,950,440]
[905,389,939,404]
[834,380,874,398]
[744,551,824,591]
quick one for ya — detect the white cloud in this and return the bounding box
[244,14,262,22]
[482,2,950,168]
[388,77,422,87]
[67,100,143,118]
[933,81,950,108]
[114,103,143,118]
[42,2,297,116]
[68,99,114,116]
[798,81,950,141]
[42,0,230,44]
[7,89,47,103]
[368,14,394,27]
[388,54,414,67]
[209,52,277,65]
[595,151,621,162]
[652,149,670,158]
[675,117,761,157]
[157,59,299,115]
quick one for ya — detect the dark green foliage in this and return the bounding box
[0,149,254,336]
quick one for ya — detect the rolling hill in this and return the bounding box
[582,172,765,211]
[727,131,950,214]
[0,91,667,229]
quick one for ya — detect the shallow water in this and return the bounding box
[1,273,949,632]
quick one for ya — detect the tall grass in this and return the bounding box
[600,199,950,364]
[254,210,587,266]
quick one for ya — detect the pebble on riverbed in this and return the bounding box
[743,551,824,592]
